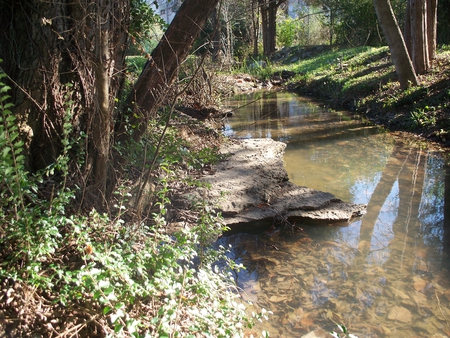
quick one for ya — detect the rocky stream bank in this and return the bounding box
[170,136,366,231]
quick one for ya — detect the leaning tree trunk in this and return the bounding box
[116,0,220,143]
[372,0,418,89]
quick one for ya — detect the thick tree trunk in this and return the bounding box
[116,0,220,143]
[258,0,286,56]
[0,0,129,207]
[405,0,437,74]
[372,0,418,89]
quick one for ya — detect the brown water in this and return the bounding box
[219,91,450,337]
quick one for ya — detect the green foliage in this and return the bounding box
[117,112,225,173]
[0,72,75,281]
[128,0,165,55]
[0,69,266,336]
[235,58,274,80]
[333,0,381,46]
[406,107,437,130]
[277,18,297,48]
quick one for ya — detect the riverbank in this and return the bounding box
[250,45,450,149]
[170,138,365,231]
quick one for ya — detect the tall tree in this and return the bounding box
[258,0,287,55]
[372,0,419,89]
[0,0,219,208]
[404,0,438,74]
[0,0,129,206]
[116,0,220,143]
[251,0,260,56]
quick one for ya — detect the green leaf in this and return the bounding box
[114,323,124,334]
[0,93,11,101]
[114,302,125,310]
[5,115,15,122]
[15,155,25,164]
[2,146,10,157]
[103,305,112,315]
[14,140,24,148]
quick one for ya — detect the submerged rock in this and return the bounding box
[192,138,366,226]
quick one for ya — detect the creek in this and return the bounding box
[218,91,450,337]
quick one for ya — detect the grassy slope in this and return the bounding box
[270,45,450,147]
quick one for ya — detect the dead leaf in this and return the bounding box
[444,289,450,302]
[389,287,410,300]
[300,316,314,327]
[413,276,427,292]
[387,306,412,323]
[269,295,288,303]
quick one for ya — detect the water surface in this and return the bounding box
[220,91,450,337]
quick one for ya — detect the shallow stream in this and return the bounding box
[219,91,450,337]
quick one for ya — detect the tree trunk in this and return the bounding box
[427,0,438,60]
[258,0,286,56]
[372,0,418,89]
[252,0,260,57]
[211,7,221,62]
[0,0,129,207]
[259,0,270,55]
[116,0,220,143]
[330,8,334,46]
[405,0,437,74]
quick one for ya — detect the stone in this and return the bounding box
[181,138,366,227]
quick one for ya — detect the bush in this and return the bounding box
[0,67,268,337]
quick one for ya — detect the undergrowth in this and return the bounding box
[0,69,269,337]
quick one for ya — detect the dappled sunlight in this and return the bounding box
[220,92,449,337]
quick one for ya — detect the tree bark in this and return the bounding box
[0,0,129,207]
[427,0,438,60]
[258,0,287,56]
[252,0,260,57]
[116,0,220,143]
[372,0,418,89]
[405,0,437,74]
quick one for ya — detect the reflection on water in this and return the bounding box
[219,92,450,337]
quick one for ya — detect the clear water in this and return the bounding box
[219,91,450,337]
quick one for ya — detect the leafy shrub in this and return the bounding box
[0,67,268,337]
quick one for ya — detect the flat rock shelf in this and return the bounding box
[187,138,366,227]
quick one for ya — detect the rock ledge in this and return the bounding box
[194,138,366,226]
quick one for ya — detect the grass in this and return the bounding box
[259,45,450,146]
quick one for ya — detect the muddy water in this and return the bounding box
[220,91,450,337]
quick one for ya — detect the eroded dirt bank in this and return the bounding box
[175,138,366,228]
